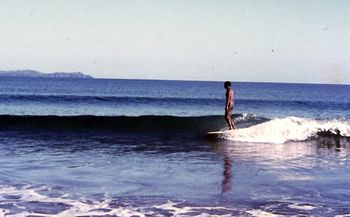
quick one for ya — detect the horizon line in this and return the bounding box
[1,69,349,86]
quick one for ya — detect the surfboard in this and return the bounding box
[206,131,225,135]
[206,130,226,140]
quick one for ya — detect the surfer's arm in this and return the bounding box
[232,90,235,108]
[225,96,229,111]
[225,90,233,110]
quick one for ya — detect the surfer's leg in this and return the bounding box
[229,107,235,129]
[225,111,230,128]
[225,110,234,130]
[230,117,235,129]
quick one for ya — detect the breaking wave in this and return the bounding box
[222,116,350,144]
[0,114,264,134]
[0,115,349,143]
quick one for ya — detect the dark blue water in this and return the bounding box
[1,77,349,118]
[0,77,350,216]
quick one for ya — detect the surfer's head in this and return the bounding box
[224,81,231,89]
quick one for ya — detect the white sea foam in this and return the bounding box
[235,113,256,121]
[246,209,282,217]
[0,185,237,217]
[223,117,350,144]
[0,209,8,217]
[0,185,148,217]
[288,203,316,210]
[153,201,236,217]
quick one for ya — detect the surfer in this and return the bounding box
[224,81,235,130]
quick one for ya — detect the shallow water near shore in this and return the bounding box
[1,129,350,216]
[0,78,349,216]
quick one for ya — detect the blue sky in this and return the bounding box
[0,0,349,83]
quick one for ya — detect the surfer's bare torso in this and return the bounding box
[224,81,235,130]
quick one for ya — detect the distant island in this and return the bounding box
[0,70,93,79]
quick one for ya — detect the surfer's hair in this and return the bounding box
[224,81,231,88]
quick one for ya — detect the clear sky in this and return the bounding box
[0,0,349,84]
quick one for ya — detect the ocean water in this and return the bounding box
[0,77,350,217]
